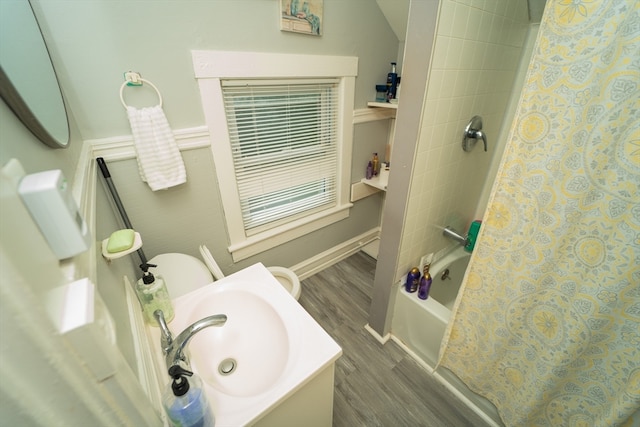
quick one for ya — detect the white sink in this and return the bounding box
[146,263,341,426]
[184,282,292,397]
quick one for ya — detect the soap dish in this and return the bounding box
[101,232,143,260]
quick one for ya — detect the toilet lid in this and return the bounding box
[148,253,214,299]
[199,244,225,281]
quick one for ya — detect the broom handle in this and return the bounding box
[96,157,148,268]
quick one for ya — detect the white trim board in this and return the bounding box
[84,107,387,162]
[85,125,210,162]
[290,227,380,281]
[192,50,358,78]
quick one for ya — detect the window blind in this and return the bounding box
[222,81,339,231]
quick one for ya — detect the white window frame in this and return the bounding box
[192,51,357,261]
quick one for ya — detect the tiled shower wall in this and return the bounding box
[396,0,531,279]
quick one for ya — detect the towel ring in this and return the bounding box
[119,78,163,109]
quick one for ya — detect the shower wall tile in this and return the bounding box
[452,3,471,32]
[395,0,530,280]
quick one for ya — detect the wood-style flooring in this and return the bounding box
[298,251,492,427]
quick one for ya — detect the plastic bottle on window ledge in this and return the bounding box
[372,153,379,176]
[386,62,398,101]
[366,161,373,179]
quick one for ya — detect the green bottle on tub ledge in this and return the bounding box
[464,220,482,252]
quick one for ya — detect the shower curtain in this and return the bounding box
[438,1,639,426]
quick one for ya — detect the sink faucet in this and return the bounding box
[154,309,227,369]
[443,226,469,247]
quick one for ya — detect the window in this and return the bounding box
[193,51,358,261]
[223,81,338,232]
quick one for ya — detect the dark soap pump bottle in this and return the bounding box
[405,267,420,293]
[386,62,398,101]
[418,263,432,300]
[162,365,215,427]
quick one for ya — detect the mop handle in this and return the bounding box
[96,157,148,267]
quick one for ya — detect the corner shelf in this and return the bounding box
[349,103,395,202]
[361,171,389,191]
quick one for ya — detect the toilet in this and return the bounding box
[147,247,301,300]
[199,245,301,300]
[147,252,214,299]
[265,266,301,300]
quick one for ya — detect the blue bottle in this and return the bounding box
[405,267,420,293]
[418,264,432,300]
[162,365,214,427]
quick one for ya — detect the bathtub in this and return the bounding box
[390,244,503,426]
[391,244,470,367]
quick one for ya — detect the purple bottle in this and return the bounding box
[418,264,432,300]
[405,267,420,293]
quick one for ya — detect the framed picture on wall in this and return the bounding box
[280,0,323,36]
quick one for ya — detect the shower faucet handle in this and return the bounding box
[473,129,487,152]
[463,116,488,152]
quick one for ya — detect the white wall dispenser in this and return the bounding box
[18,169,91,260]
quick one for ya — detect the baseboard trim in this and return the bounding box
[290,227,380,281]
[364,324,391,344]
[390,334,501,427]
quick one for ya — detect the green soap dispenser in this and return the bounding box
[162,365,215,427]
[135,263,174,325]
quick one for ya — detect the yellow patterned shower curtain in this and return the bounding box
[438,1,639,426]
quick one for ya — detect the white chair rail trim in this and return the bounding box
[83,107,387,162]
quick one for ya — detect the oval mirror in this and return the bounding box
[0,0,70,148]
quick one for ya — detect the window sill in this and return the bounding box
[228,203,353,262]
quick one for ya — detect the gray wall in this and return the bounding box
[27,0,400,277]
[0,96,81,180]
[1,0,400,388]
[35,0,401,138]
[369,0,439,335]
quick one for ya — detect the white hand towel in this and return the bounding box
[126,105,187,191]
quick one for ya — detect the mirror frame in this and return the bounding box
[0,0,70,149]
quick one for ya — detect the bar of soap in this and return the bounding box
[106,229,136,253]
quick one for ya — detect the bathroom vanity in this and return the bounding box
[130,263,342,426]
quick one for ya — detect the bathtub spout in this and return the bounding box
[443,226,468,247]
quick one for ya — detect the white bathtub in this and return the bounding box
[391,244,470,366]
[390,245,503,426]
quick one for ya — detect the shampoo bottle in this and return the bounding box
[135,263,174,325]
[163,365,215,427]
[405,267,420,293]
[372,153,379,176]
[418,264,432,300]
